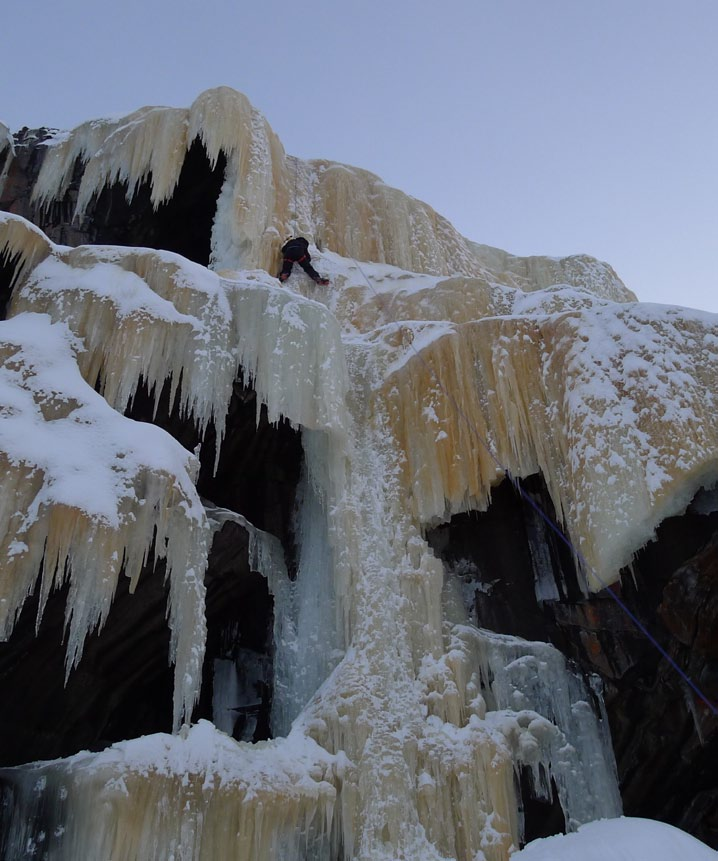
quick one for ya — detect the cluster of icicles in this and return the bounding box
[0,208,626,860]
[0,211,347,736]
[2,192,718,860]
[0,86,717,857]
[24,86,632,299]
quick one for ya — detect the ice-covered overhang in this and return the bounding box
[26,87,634,301]
[0,213,350,730]
[0,213,349,443]
[361,277,718,589]
[0,310,209,729]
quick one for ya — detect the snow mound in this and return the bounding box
[512,816,718,860]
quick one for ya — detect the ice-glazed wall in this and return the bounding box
[0,122,14,198]
[316,257,718,591]
[470,242,633,304]
[0,722,343,861]
[27,87,633,303]
[382,298,718,590]
[0,311,209,730]
[3,88,715,860]
[0,210,628,860]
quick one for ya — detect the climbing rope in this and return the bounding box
[349,256,718,717]
[293,155,298,226]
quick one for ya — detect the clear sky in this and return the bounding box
[2,0,717,311]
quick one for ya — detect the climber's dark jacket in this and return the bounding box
[281,237,310,262]
[278,236,325,283]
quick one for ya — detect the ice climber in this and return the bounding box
[277,235,329,285]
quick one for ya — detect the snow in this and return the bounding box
[3,219,347,473]
[0,311,209,729]
[3,210,716,857]
[0,312,200,526]
[512,817,718,860]
[1,88,717,861]
[343,268,718,588]
[0,720,343,861]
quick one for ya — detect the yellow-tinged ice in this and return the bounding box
[0,211,53,287]
[1,215,348,454]
[0,312,209,730]
[30,87,632,303]
[2,722,344,861]
[1,214,713,860]
[3,88,716,861]
[368,283,718,588]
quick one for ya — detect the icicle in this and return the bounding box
[9,243,237,460]
[31,117,122,212]
[0,122,14,198]
[0,212,53,289]
[25,86,637,293]
[203,474,346,742]
[212,658,241,735]
[6,231,349,464]
[271,430,345,737]
[203,502,298,737]
[75,107,190,216]
[469,625,623,830]
[188,87,256,170]
[5,92,717,860]
[198,90,286,273]
[0,313,210,729]
[226,277,349,434]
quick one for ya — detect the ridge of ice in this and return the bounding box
[28,87,634,302]
[0,311,209,729]
[0,89,715,858]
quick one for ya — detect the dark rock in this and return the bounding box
[659,533,718,659]
[428,473,718,848]
[0,516,278,767]
[1,130,227,268]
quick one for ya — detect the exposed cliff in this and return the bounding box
[0,88,716,860]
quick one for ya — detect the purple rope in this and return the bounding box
[351,258,718,716]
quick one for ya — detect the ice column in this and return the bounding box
[472,626,622,830]
[272,429,345,736]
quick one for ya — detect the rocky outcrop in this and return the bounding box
[428,478,718,848]
[0,371,302,765]
[0,89,715,859]
[3,91,634,302]
[0,128,86,248]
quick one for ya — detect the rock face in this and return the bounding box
[0,375,299,765]
[2,93,633,300]
[0,89,716,859]
[428,478,718,848]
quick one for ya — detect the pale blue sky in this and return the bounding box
[2,0,717,311]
